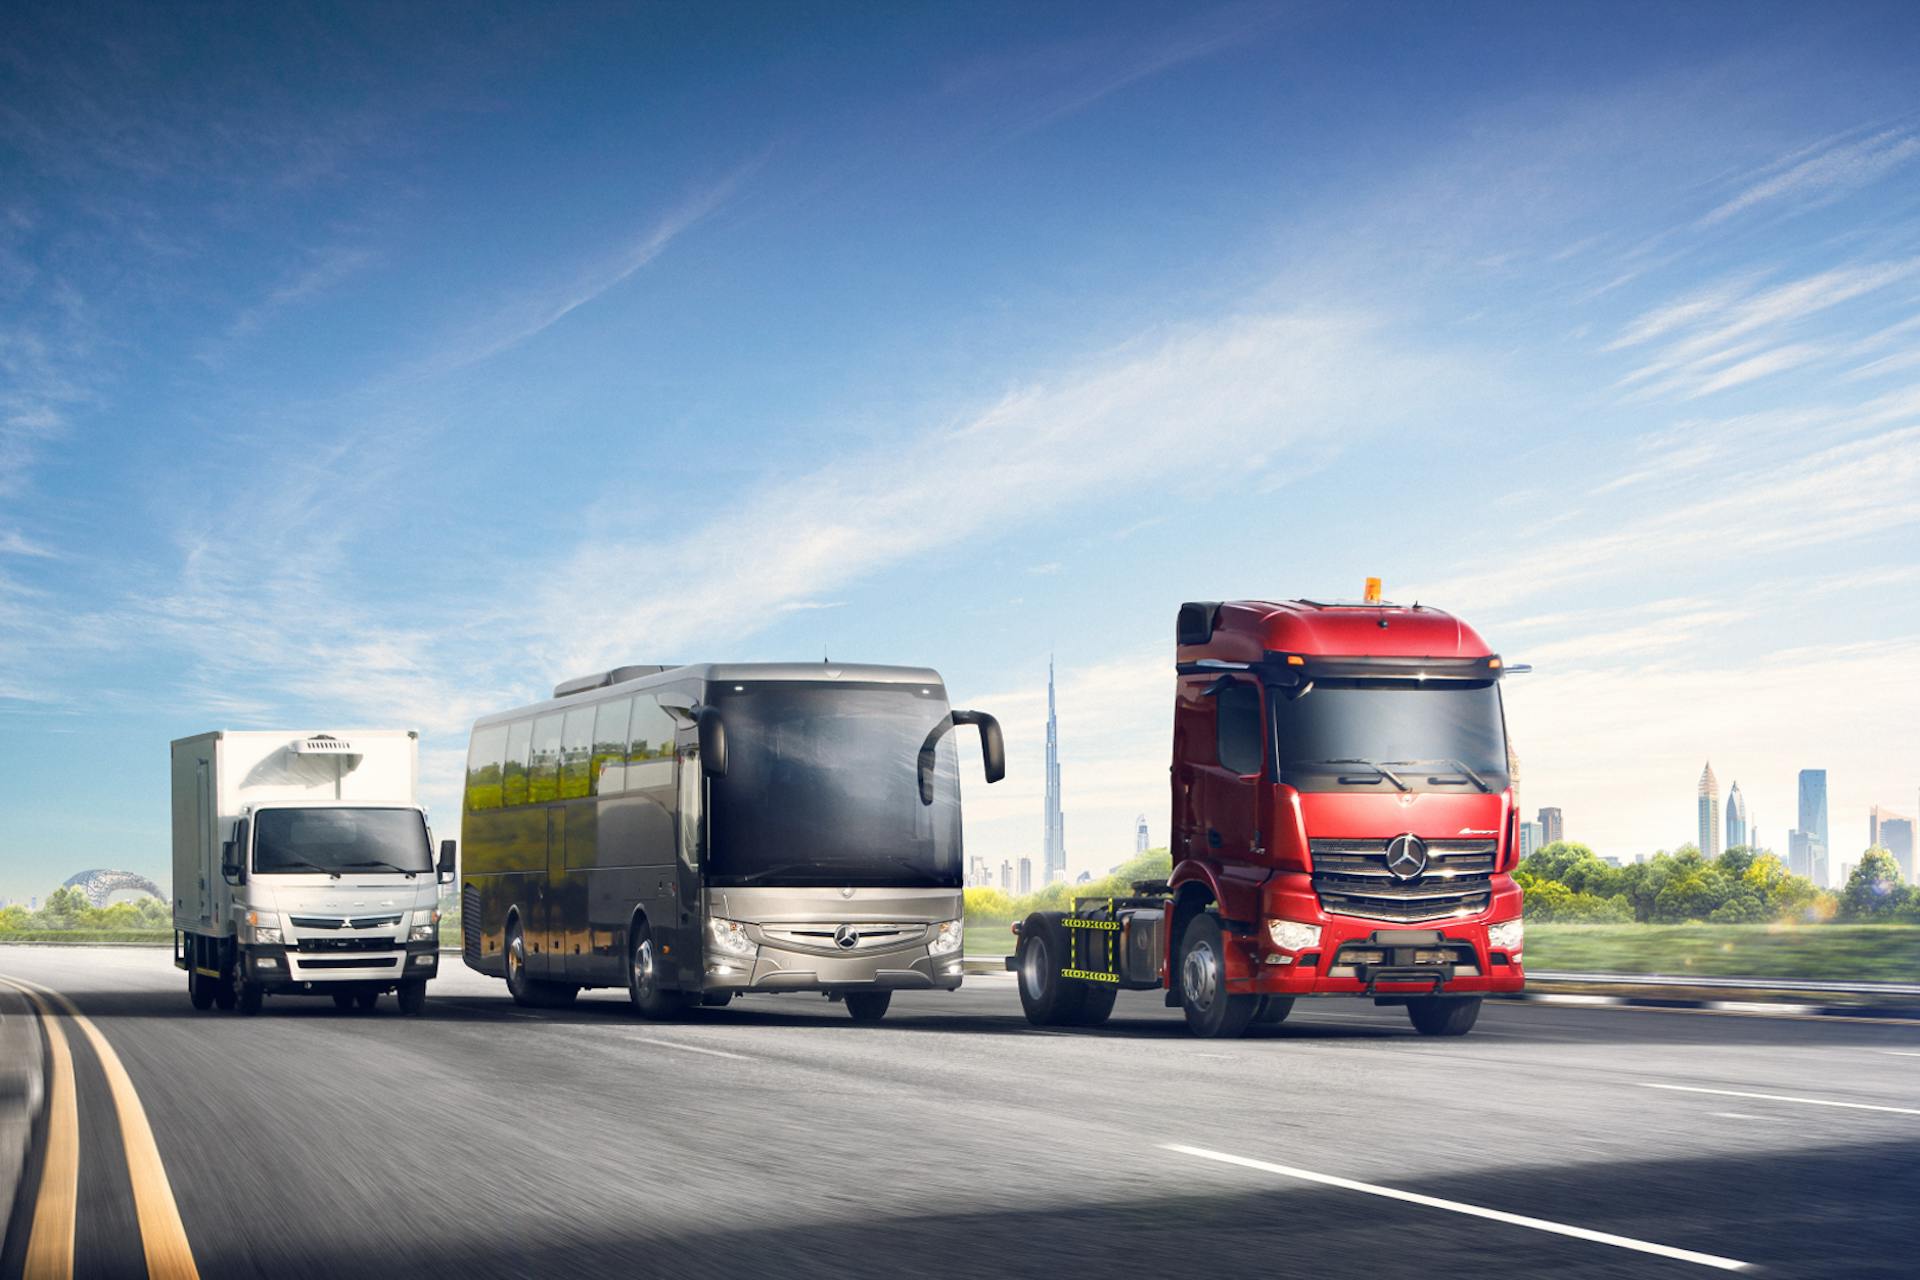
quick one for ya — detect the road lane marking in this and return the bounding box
[626,1035,751,1061]
[1640,1082,1920,1117]
[1879,1050,1920,1057]
[4,982,77,1280]
[1161,1143,1751,1272]
[3,976,200,1280]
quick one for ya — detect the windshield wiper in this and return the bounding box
[1304,758,1409,792]
[1379,758,1494,793]
[341,859,421,876]
[259,859,340,878]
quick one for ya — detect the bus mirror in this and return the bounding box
[438,839,457,879]
[955,710,1005,785]
[921,710,1006,802]
[698,708,728,778]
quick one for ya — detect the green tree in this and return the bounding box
[1839,848,1913,921]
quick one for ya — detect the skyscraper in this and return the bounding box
[1018,856,1033,896]
[1788,830,1813,880]
[1725,782,1749,851]
[1520,820,1543,861]
[1873,807,1915,883]
[1697,762,1720,858]
[1798,769,1829,885]
[1000,860,1011,892]
[1537,807,1563,846]
[1042,658,1066,885]
[1135,814,1150,856]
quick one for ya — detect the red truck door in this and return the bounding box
[1194,677,1265,865]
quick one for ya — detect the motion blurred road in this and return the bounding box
[2,946,1916,1279]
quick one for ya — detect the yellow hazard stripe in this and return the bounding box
[1061,918,1120,931]
[1060,968,1120,984]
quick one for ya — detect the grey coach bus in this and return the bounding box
[459,662,1004,1022]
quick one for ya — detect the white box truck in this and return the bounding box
[171,730,453,1015]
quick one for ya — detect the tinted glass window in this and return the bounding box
[706,682,959,888]
[1271,680,1511,793]
[465,725,508,812]
[559,707,594,799]
[590,698,631,795]
[528,714,563,804]
[1216,682,1264,775]
[501,720,533,807]
[626,696,678,802]
[254,807,431,874]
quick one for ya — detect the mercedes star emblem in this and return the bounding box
[833,924,860,950]
[1384,833,1429,881]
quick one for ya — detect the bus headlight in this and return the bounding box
[1266,920,1321,952]
[1487,919,1524,952]
[708,917,757,958]
[927,920,963,956]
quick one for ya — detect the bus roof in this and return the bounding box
[471,662,949,732]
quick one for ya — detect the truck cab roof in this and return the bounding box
[1177,599,1493,664]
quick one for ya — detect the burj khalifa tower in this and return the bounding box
[1043,657,1065,885]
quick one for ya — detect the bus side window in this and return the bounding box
[465,724,508,811]
[627,696,677,801]
[559,707,594,799]
[502,720,533,807]
[591,697,632,796]
[529,714,563,804]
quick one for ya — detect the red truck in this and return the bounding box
[1010,593,1526,1038]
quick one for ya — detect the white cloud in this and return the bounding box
[1699,129,1920,227]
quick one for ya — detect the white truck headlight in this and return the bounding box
[927,920,963,956]
[708,917,757,958]
[410,907,440,942]
[1266,920,1321,952]
[1487,919,1524,952]
[246,912,282,945]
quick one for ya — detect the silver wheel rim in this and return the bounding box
[1021,935,1049,996]
[1182,940,1219,1012]
[632,937,655,1002]
[507,933,525,992]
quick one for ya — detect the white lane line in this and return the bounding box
[627,1035,752,1061]
[1162,1144,1750,1272]
[1880,1050,1920,1057]
[1640,1083,1920,1117]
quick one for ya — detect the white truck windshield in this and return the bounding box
[253,807,433,875]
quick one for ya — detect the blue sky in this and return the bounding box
[4,1,1920,902]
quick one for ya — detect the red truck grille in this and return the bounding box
[1309,839,1495,924]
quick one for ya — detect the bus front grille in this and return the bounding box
[1309,839,1495,924]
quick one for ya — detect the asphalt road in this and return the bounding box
[2,946,1916,1279]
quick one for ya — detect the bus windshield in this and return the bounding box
[705,682,961,888]
[1271,679,1511,793]
[252,807,434,875]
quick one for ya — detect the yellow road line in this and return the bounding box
[2,975,200,1280]
[1,981,77,1280]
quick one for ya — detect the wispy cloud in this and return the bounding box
[1699,128,1920,227]
[196,244,376,368]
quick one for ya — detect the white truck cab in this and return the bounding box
[172,730,452,1015]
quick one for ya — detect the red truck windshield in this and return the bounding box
[1271,679,1510,793]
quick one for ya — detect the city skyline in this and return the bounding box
[1697,762,1722,860]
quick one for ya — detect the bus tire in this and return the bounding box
[505,918,540,1008]
[844,991,891,1023]
[1016,913,1087,1027]
[627,920,683,1020]
[187,966,215,1011]
[1253,996,1294,1025]
[1407,996,1481,1037]
[1177,913,1256,1039]
[396,980,428,1016]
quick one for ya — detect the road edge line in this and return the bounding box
[8,976,200,1280]
[1160,1143,1752,1272]
[0,979,76,1280]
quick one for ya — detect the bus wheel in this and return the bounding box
[1253,996,1294,1025]
[844,992,891,1023]
[505,921,538,1007]
[627,922,683,1019]
[1407,996,1481,1037]
[1016,913,1087,1027]
[187,966,215,1011]
[1177,914,1256,1039]
[396,980,428,1016]
[332,991,356,1010]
